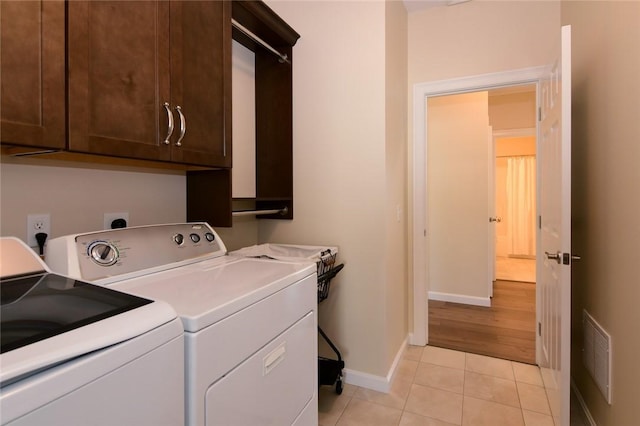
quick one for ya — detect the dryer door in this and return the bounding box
[205,312,316,426]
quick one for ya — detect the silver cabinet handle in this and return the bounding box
[489,217,502,223]
[163,102,174,145]
[175,106,186,147]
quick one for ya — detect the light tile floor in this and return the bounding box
[318,345,566,426]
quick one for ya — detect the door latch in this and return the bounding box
[546,251,581,265]
[563,253,582,265]
[545,251,561,264]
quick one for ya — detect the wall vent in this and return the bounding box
[583,309,612,404]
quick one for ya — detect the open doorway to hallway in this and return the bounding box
[494,130,537,284]
[426,84,537,364]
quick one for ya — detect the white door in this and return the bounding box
[538,25,572,426]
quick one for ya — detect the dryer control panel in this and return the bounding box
[47,223,227,284]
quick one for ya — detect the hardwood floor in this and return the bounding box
[428,280,536,364]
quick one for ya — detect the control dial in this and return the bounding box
[88,241,119,266]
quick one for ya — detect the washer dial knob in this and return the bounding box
[88,241,119,266]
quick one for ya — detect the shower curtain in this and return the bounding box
[506,156,536,257]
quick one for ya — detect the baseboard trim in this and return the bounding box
[343,337,408,393]
[428,291,491,307]
[408,332,421,346]
[571,378,597,426]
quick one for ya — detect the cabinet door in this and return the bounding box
[169,1,231,168]
[67,1,171,161]
[0,0,65,150]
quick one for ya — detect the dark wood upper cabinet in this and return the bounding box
[67,1,231,168]
[169,2,231,167]
[0,0,66,150]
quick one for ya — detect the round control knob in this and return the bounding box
[190,233,200,243]
[173,233,184,245]
[205,232,215,242]
[88,241,119,266]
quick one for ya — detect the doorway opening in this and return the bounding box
[424,84,537,364]
[410,66,545,363]
[494,128,537,284]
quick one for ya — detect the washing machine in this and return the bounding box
[46,223,318,426]
[0,237,184,426]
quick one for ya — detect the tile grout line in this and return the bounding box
[511,360,527,425]
[399,351,419,423]
[397,359,414,416]
[460,352,468,426]
[335,387,355,426]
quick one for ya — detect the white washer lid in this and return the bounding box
[108,256,316,332]
[1,237,181,385]
[0,299,178,386]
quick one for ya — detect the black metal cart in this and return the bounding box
[316,251,345,394]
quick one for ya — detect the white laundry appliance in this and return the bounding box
[230,243,346,394]
[46,223,318,426]
[0,237,185,426]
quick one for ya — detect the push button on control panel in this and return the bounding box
[205,232,215,242]
[190,233,200,243]
[173,233,184,245]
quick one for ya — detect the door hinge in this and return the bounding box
[538,215,542,229]
[538,322,542,336]
[538,107,542,121]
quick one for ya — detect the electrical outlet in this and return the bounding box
[27,213,51,248]
[104,212,129,230]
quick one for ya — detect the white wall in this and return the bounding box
[383,0,409,373]
[408,1,561,84]
[259,0,407,378]
[0,157,185,246]
[488,91,537,131]
[427,92,490,301]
